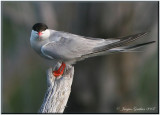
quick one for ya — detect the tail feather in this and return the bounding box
[79,41,155,61]
[80,32,154,60]
[93,32,148,53]
[110,41,155,52]
[125,41,155,50]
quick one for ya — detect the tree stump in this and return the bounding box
[39,63,74,113]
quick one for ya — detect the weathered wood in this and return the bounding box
[39,63,74,113]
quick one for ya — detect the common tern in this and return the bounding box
[30,23,155,77]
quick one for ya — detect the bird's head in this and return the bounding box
[31,23,50,41]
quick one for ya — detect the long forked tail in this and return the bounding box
[93,32,149,52]
[81,32,155,59]
[110,41,155,52]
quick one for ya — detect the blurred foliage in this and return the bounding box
[138,53,158,107]
[3,17,16,51]
[2,1,158,113]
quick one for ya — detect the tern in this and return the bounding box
[30,23,155,77]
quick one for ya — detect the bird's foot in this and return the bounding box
[53,62,66,77]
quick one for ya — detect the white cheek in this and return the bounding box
[42,31,50,39]
[42,34,47,38]
[40,35,47,40]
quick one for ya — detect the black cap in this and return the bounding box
[32,23,48,32]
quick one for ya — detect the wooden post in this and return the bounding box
[39,63,74,113]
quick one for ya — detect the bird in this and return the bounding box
[30,23,155,77]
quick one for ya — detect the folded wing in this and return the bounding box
[41,32,153,62]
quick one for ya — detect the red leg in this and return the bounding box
[53,62,66,77]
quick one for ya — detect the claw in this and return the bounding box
[53,62,66,77]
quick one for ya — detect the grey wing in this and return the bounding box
[41,36,112,62]
[42,31,149,63]
[81,32,149,59]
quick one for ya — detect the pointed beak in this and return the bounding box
[38,32,42,36]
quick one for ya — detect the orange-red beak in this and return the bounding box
[38,32,42,36]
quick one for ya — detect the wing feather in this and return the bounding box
[89,32,148,54]
[41,36,111,61]
[41,31,148,63]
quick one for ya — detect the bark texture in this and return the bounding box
[39,63,74,113]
